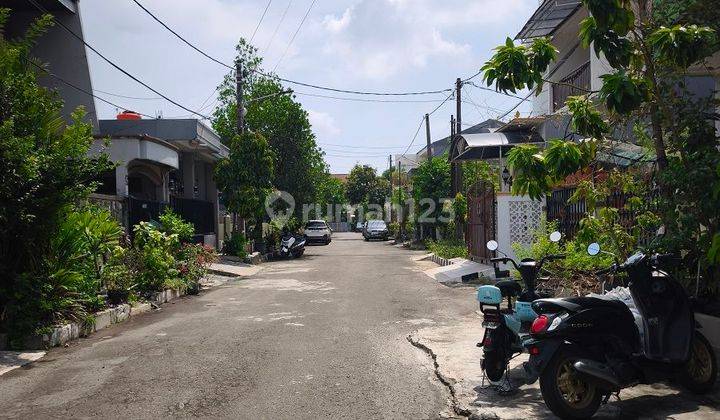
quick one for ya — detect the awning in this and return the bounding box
[453,132,544,161]
[515,0,582,40]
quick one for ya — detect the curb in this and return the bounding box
[17,287,187,351]
[429,253,455,267]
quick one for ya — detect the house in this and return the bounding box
[1,0,97,126]
[90,115,229,249]
[330,173,349,184]
[517,0,720,239]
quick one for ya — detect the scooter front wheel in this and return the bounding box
[539,347,601,420]
[680,331,717,394]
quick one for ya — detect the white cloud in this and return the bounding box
[308,110,341,138]
[316,0,532,81]
[323,7,353,33]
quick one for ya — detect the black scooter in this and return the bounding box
[523,243,717,419]
[478,232,565,382]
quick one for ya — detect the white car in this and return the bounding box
[304,220,332,245]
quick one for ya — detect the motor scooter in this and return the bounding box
[277,232,306,259]
[477,231,565,382]
[523,243,717,419]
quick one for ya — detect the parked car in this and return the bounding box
[363,220,389,241]
[304,220,332,245]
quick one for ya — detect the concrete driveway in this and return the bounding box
[0,232,479,419]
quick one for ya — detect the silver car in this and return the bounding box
[363,220,388,241]
[304,220,332,245]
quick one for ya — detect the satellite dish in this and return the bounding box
[486,240,499,251]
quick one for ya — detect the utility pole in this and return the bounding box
[397,158,403,239]
[452,78,463,196]
[450,114,456,185]
[236,60,244,134]
[425,113,432,162]
[235,60,245,237]
[389,154,393,223]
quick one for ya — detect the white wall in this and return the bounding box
[495,193,545,268]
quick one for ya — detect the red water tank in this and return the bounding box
[117,110,142,120]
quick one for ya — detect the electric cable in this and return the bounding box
[28,0,211,119]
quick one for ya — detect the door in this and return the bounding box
[466,181,496,263]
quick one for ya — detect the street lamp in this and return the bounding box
[501,167,513,188]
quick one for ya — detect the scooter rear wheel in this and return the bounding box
[540,347,601,420]
[482,350,507,382]
[680,331,717,394]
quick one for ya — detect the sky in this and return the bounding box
[79,0,537,173]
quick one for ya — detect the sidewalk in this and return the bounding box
[409,315,720,419]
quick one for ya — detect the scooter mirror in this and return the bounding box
[486,240,499,251]
[587,242,601,256]
[549,231,562,242]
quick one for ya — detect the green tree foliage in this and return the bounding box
[211,39,326,216]
[345,165,383,205]
[481,0,720,285]
[313,173,346,218]
[214,131,274,234]
[412,156,451,228]
[0,11,113,335]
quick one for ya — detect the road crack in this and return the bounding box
[407,333,471,419]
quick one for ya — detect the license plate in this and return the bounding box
[482,321,499,329]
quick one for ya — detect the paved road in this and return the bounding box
[0,233,478,419]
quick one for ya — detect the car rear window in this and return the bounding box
[306,221,327,229]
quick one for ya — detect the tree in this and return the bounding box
[0,11,112,334]
[312,173,346,219]
[481,0,719,285]
[346,165,381,205]
[211,39,326,217]
[412,157,451,237]
[214,131,274,239]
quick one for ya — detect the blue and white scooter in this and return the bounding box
[477,231,564,382]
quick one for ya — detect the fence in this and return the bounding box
[547,186,658,243]
[170,197,215,234]
[552,61,591,112]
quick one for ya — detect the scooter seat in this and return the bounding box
[495,280,522,297]
[533,296,628,314]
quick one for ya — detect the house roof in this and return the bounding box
[515,0,582,40]
[416,119,505,158]
[99,118,228,160]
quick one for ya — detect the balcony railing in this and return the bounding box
[552,61,591,112]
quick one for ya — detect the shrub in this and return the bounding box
[178,244,218,293]
[388,222,400,237]
[426,239,469,259]
[132,222,180,293]
[223,232,248,258]
[0,12,113,338]
[158,208,194,243]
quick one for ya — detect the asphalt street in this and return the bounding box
[0,232,478,419]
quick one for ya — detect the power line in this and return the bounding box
[399,90,454,157]
[319,142,408,150]
[131,0,232,70]
[250,0,273,44]
[29,0,210,119]
[295,91,447,103]
[264,0,293,55]
[127,0,453,97]
[93,89,162,100]
[273,0,317,72]
[29,61,156,119]
[466,81,527,100]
